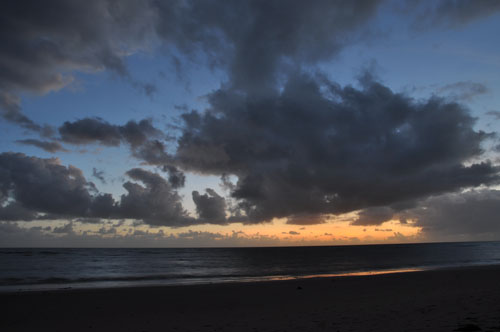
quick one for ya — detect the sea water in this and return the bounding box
[1,241,500,291]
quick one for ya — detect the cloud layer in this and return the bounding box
[0,0,384,131]
[59,118,163,147]
[1,1,500,241]
[402,189,500,240]
[0,0,157,129]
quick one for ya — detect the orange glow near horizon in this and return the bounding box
[161,212,423,245]
[23,212,423,246]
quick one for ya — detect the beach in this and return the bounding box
[2,265,500,332]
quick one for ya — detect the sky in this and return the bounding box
[1,0,500,247]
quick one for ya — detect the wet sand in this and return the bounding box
[2,265,500,332]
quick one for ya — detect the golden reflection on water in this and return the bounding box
[265,267,424,282]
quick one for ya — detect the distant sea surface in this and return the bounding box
[2,242,500,291]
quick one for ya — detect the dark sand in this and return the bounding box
[2,265,500,332]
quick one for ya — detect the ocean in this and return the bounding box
[2,241,500,292]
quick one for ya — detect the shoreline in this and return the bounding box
[0,266,426,294]
[3,264,500,331]
[1,263,497,294]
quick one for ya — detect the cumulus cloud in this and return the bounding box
[2,1,500,239]
[0,153,205,227]
[117,168,192,226]
[158,73,498,224]
[192,188,227,224]
[0,153,95,219]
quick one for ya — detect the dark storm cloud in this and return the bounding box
[16,139,67,153]
[0,153,219,226]
[0,202,38,222]
[59,118,162,147]
[0,153,94,218]
[192,189,227,224]
[117,168,192,226]
[2,0,499,233]
[165,73,498,224]
[0,0,157,129]
[401,189,500,241]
